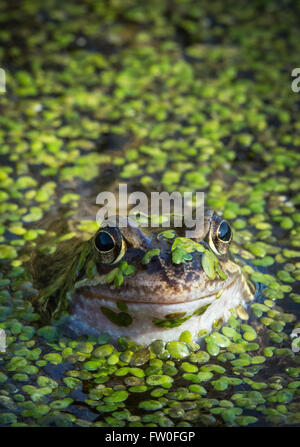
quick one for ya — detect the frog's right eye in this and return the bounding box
[208,217,232,257]
[94,228,126,264]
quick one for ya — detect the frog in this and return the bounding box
[31,209,254,346]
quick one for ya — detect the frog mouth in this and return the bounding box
[69,273,253,345]
[75,275,240,305]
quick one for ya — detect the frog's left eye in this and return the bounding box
[217,221,232,242]
[209,218,232,256]
[94,228,126,264]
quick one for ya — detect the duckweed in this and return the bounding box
[166,341,189,359]
[179,331,192,343]
[206,340,220,356]
[103,391,128,403]
[142,249,160,265]
[139,400,164,411]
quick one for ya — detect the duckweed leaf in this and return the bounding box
[142,249,160,265]
[158,230,176,240]
[100,307,133,327]
[201,251,216,280]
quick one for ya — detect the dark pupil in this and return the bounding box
[218,221,231,242]
[96,232,115,251]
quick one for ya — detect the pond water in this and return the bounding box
[0,0,300,427]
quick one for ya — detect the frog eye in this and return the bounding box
[217,221,232,242]
[94,228,126,264]
[209,218,232,256]
[95,231,115,252]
